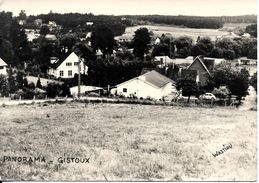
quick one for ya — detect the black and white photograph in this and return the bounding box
[0,0,257,181]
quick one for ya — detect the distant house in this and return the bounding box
[154,37,160,44]
[116,70,177,100]
[48,52,88,79]
[0,58,8,76]
[173,57,193,66]
[96,49,103,59]
[115,35,132,43]
[184,56,213,86]
[45,34,57,41]
[154,56,174,66]
[86,22,94,26]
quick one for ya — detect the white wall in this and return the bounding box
[0,66,7,75]
[55,53,88,79]
[117,78,176,100]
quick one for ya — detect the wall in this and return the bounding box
[0,66,7,75]
[117,78,176,100]
[56,53,88,79]
[188,59,210,86]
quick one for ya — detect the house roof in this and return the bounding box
[141,70,175,88]
[187,56,212,76]
[117,70,175,89]
[0,58,7,66]
[50,52,79,69]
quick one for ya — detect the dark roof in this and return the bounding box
[49,51,76,69]
[141,70,175,88]
[187,56,211,76]
[117,70,175,89]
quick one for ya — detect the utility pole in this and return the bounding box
[78,57,81,99]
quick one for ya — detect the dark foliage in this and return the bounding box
[176,78,199,103]
[245,24,257,37]
[91,25,116,56]
[132,28,151,59]
[250,72,257,92]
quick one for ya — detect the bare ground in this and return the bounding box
[0,103,257,181]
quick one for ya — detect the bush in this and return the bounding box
[22,88,35,99]
[46,83,71,98]
[212,86,230,99]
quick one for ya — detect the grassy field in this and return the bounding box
[0,103,256,181]
[117,24,231,43]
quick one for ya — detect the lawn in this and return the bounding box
[0,102,256,181]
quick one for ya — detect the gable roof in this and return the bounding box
[187,56,211,76]
[0,58,7,67]
[50,52,79,69]
[117,70,175,89]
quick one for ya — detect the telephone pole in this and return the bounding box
[78,57,81,99]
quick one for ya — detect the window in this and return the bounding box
[74,62,79,66]
[66,62,72,66]
[60,70,64,77]
[0,66,3,69]
[123,88,127,93]
[68,70,72,76]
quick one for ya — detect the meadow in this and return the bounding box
[0,102,256,181]
[117,24,231,43]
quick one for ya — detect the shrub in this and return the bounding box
[22,88,35,99]
[212,86,230,99]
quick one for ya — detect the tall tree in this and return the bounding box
[91,25,116,56]
[132,27,151,59]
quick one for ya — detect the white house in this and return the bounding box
[116,70,177,100]
[0,58,8,76]
[154,56,174,66]
[48,52,88,79]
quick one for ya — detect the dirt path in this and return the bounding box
[238,86,257,111]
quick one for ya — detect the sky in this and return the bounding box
[0,0,257,16]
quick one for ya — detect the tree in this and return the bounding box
[212,66,249,102]
[152,44,170,57]
[40,25,50,36]
[175,36,193,58]
[250,72,257,92]
[0,75,9,97]
[59,34,78,52]
[228,68,249,101]
[18,10,27,21]
[36,78,42,89]
[196,37,214,54]
[209,47,223,58]
[91,25,116,56]
[245,24,257,37]
[176,78,199,103]
[132,27,151,59]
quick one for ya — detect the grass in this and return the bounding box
[119,24,231,43]
[0,102,256,181]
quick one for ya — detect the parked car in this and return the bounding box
[199,93,216,100]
